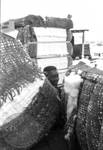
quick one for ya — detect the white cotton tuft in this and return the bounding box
[64,72,83,97]
[64,72,83,118]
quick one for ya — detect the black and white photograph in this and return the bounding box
[0,0,103,149]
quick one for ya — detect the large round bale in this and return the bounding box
[65,62,103,150]
[0,33,60,149]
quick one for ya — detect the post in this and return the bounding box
[66,15,73,67]
[82,31,85,59]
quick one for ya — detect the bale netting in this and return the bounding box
[0,32,60,149]
[66,62,103,150]
[0,32,41,105]
[0,79,60,149]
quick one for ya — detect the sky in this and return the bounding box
[1,0,103,41]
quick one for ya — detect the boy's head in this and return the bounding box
[43,66,59,87]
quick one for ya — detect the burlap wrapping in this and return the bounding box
[0,78,60,149]
[0,33,60,149]
[16,25,37,58]
[66,62,103,150]
[0,32,41,104]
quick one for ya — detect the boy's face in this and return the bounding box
[47,69,59,87]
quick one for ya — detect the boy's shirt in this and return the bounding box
[54,84,68,129]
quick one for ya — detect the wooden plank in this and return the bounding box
[45,16,73,29]
[1,15,73,31]
[71,29,89,33]
[37,54,68,59]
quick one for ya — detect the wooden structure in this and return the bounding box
[71,29,91,59]
[1,14,73,67]
[1,14,73,30]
